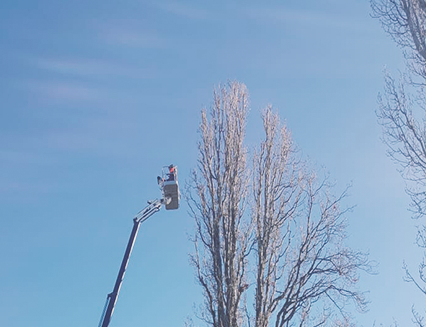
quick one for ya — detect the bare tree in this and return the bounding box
[187,81,252,327]
[372,0,426,324]
[372,0,426,218]
[187,83,371,327]
[253,108,370,327]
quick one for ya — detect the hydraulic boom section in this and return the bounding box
[98,200,163,327]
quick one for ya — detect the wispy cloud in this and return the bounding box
[103,28,165,48]
[0,181,54,195]
[38,115,142,158]
[21,80,103,102]
[78,15,168,49]
[245,6,369,32]
[0,150,58,166]
[16,74,148,105]
[91,17,167,49]
[151,1,211,20]
[30,58,134,78]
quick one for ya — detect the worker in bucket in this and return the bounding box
[167,164,176,181]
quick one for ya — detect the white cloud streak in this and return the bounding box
[151,1,211,20]
[31,58,127,77]
[245,6,370,33]
[0,150,58,166]
[22,80,102,102]
[101,28,165,48]
[0,181,54,195]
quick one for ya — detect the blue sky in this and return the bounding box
[0,0,424,326]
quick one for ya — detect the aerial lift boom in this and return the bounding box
[97,165,179,327]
